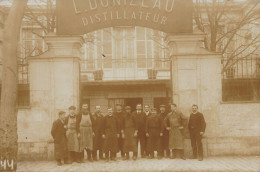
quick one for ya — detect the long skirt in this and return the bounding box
[66,130,80,152]
[79,126,93,152]
[169,127,184,149]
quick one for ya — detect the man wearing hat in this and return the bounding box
[164,104,186,160]
[159,104,170,158]
[51,110,69,166]
[78,104,94,163]
[122,106,138,160]
[92,105,105,161]
[102,107,120,161]
[114,104,126,158]
[145,107,164,159]
[64,105,80,163]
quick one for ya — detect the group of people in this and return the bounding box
[51,103,206,166]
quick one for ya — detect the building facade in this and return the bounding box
[0,1,259,160]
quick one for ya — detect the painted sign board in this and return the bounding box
[56,0,193,35]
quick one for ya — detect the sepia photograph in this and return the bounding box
[0,0,259,171]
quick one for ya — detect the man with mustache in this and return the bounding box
[188,104,206,161]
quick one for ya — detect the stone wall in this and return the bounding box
[207,103,260,156]
[17,109,49,160]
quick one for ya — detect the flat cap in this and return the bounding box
[58,111,66,115]
[159,104,166,108]
[68,105,76,110]
[125,106,131,110]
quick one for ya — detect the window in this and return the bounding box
[222,79,260,101]
[113,27,135,68]
[222,57,260,101]
[136,27,152,68]
[102,28,112,68]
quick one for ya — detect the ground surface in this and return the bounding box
[17,156,260,172]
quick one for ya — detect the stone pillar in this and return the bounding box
[27,33,83,144]
[166,32,222,156]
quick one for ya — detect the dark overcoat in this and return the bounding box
[51,119,68,160]
[132,111,148,138]
[122,112,138,153]
[92,112,104,151]
[145,113,163,152]
[159,112,169,150]
[102,115,120,152]
[114,111,126,152]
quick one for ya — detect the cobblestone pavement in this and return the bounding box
[17,156,260,172]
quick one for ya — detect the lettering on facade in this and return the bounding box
[56,0,193,34]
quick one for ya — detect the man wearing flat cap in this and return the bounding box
[51,110,69,166]
[122,106,138,160]
[159,104,170,158]
[64,105,80,163]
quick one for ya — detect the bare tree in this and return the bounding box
[0,0,28,170]
[194,0,260,74]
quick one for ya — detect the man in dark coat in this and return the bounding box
[102,107,120,161]
[64,105,80,163]
[114,104,126,158]
[145,108,163,159]
[164,104,186,160]
[78,104,94,163]
[188,104,206,161]
[132,104,147,158]
[51,111,69,166]
[92,105,105,161]
[159,104,170,158]
[122,106,138,160]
